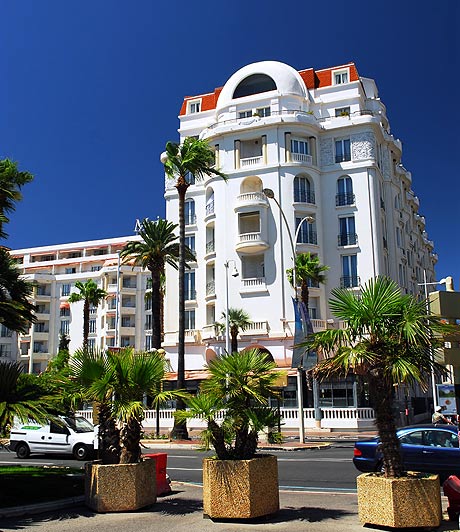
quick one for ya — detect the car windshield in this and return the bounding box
[63,416,94,433]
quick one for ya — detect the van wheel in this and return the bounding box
[16,443,30,459]
[73,444,89,461]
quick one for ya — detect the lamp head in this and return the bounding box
[231,267,239,278]
[263,188,275,199]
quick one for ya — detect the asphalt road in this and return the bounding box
[0,443,359,493]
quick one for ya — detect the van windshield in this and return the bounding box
[63,416,94,433]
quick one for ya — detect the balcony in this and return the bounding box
[240,277,267,293]
[205,240,215,255]
[240,156,263,167]
[340,276,360,289]
[236,232,269,254]
[240,321,269,336]
[294,191,315,205]
[296,231,318,246]
[235,192,269,211]
[338,233,358,246]
[205,281,215,299]
[205,201,215,218]
[185,214,197,226]
[291,153,313,165]
[336,193,355,206]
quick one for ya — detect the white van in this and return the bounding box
[9,415,96,461]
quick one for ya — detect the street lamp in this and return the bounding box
[224,260,239,353]
[418,271,448,409]
[263,187,316,443]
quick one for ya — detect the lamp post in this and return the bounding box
[263,187,315,443]
[224,260,239,353]
[418,271,448,409]
[115,250,121,348]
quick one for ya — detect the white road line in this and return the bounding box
[0,461,55,465]
[277,458,352,462]
[167,467,203,471]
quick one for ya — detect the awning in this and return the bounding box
[60,302,70,309]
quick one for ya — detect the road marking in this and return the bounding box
[277,458,352,462]
[0,461,55,465]
[168,467,203,471]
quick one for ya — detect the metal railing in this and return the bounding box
[205,240,215,254]
[296,231,318,245]
[338,233,358,246]
[294,191,315,204]
[205,201,214,216]
[335,193,355,206]
[206,281,215,296]
[340,276,360,288]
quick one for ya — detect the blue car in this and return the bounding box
[353,424,460,479]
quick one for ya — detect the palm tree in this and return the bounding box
[0,159,33,240]
[0,361,52,436]
[0,247,36,333]
[120,218,184,350]
[220,307,252,353]
[161,137,227,439]
[176,349,280,459]
[286,252,329,309]
[306,276,451,478]
[68,279,107,349]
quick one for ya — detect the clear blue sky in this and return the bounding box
[1,0,459,285]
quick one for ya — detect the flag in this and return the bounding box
[291,297,317,369]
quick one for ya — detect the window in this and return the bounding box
[65,267,76,274]
[185,309,195,330]
[89,305,97,315]
[61,284,71,296]
[122,296,135,308]
[293,176,315,204]
[239,110,252,119]
[121,337,131,347]
[87,338,96,349]
[185,200,196,225]
[185,235,196,254]
[0,325,12,337]
[145,295,152,311]
[88,320,96,334]
[145,335,152,351]
[233,74,276,99]
[188,100,201,114]
[296,217,317,245]
[336,177,354,206]
[184,271,196,301]
[333,70,349,85]
[0,344,12,357]
[335,139,351,163]
[145,314,152,329]
[35,322,46,332]
[335,107,350,117]
[60,321,69,335]
[106,337,115,347]
[291,139,309,155]
[341,255,358,288]
[122,316,132,328]
[256,107,271,117]
[91,265,102,272]
[239,212,260,235]
[338,216,357,246]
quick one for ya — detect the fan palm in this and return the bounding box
[286,252,328,308]
[220,307,252,353]
[0,159,33,240]
[68,279,107,349]
[0,247,36,333]
[175,349,281,460]
[161,137,227,439]
[305,276,452,478]
[120,218,191,350]
[0,361,52,435]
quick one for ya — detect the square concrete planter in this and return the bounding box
[85,459,156,512]
[357,472,442,528]
[203,454,279,519]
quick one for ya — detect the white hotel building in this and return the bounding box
[3,61,437,427]
[162,60,437,416]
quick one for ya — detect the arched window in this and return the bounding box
[233,74,277,99]
[205,188,215,217]
[336,177,354,206]
[240,176,263,195]
[294,175,315,204]
[184,199,196,225]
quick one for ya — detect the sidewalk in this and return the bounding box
[0,482,456,532]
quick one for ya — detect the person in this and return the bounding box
[432,405,454,425]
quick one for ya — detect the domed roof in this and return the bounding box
[217,61,307,110]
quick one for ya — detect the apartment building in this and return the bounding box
[8,236,152,373]
[162,60,437,410]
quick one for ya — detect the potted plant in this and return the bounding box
[306,276,453,528]
[175,348,282,519]
[67,347,183,512]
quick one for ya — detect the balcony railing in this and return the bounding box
[340,276,360,288]
[185,214,197,225]
[238,232,263,243]
[296,231,318,245]
[241,277,266,290]
[294,191,315,204]
[185,290,197,301]
[291,153,313,164]
[336,193,355,206]
[206,240,215,254]
[236,192,268,204]
[205,201,215,217]
[338,233,358,246]
[335,154,351,163]
[240,156,263,167]
[206,281,215,296]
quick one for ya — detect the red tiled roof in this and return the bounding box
[179,63,359,115]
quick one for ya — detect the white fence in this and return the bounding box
[77,407,375,431]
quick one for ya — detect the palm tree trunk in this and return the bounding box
[369,372,404,477]
[150,270,162,349]
[171,178,189,440]
[119,418,142,464]
[98,402,120,464]
[230,325,238,354]
[83,298,90,350]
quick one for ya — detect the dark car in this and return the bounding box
[353,424,460,480]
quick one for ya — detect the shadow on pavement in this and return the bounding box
[0,507,97,531]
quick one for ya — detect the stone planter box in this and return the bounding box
[203,454,279,519]
[85,459,156,512]
[357,472,442,528]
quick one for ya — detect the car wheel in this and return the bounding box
[16,442,30,459]
[73,444,89,461]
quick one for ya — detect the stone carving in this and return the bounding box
[319,138,333,166]
[351,132,375,161]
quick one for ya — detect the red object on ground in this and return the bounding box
[443,475,460,520]
[144,453,171,496]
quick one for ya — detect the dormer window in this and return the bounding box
[239,110,253,119]
[188,100,201,114]
[333,69,349,85]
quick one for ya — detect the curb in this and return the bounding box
[0,495,85,518]
[141,441,332,451]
